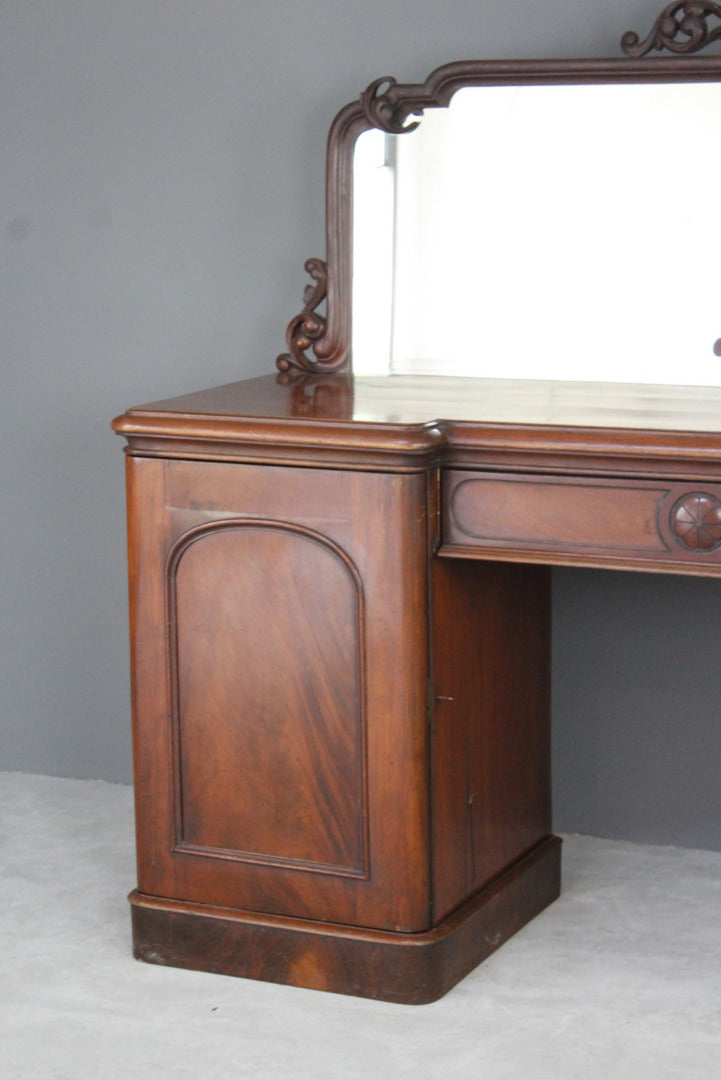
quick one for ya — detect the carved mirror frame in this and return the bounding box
[276,1,721,378]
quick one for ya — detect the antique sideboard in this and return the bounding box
[113,6,721,1003]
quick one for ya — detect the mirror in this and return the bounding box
[353,81,721,384]
[276,19,721,384]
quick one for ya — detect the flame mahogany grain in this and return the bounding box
[113,367,721,1001]
[113,11,721,998]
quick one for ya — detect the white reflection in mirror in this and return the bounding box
[353,83,721,385]
[352,129,394,374]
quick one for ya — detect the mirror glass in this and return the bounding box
[352,82,721,385]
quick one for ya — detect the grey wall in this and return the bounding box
[2,1,720,849]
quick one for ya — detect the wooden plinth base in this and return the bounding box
[130,835,561,1005]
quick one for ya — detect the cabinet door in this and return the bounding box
[126,457,431,932]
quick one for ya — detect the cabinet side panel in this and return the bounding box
[170,522,366,876]
[125,456,176,899]
[431,559,552,921]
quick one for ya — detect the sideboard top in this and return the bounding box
[117,372,721,429]
[112,373,721,477]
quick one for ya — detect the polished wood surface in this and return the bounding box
[118,372,721,431]
[114,374,721,480]
[112,7,721,1001]
[430,558,551,921]
[171,521,365,875]
[114,365,721,1001]
[126,455,433,932]
[443,470,721,574]
[130,837,560,1004]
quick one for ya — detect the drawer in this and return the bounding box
[441,470,721,572]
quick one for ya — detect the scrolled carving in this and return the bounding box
[276,258,330,374]
[276,15,721,378]
[621,2,721,56]
[360,76,423,135]
[670,492,721,550]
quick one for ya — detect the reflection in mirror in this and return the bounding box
[353,82,721,385]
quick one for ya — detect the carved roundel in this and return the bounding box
[670,492,721,551]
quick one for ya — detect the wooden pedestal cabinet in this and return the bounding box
[113,23,721,1003]
[116,389,559,1003]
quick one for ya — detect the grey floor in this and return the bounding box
[1,771,720,1079]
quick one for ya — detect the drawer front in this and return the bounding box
[442,470,721,572]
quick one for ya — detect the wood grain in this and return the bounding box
[431,558,552,921]
[125,456,433,932]
[443,470,721,573]
[130,836,561,1004]
[169,520,366,876]
[112,373,721,476]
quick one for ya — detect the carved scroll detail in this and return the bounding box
[276,74,426,375]
[277,28,721,377]
[276,258,330,374]
[360,76,423,135]
[622,2,721,56]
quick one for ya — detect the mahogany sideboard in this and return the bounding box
[112,372,721,1003]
